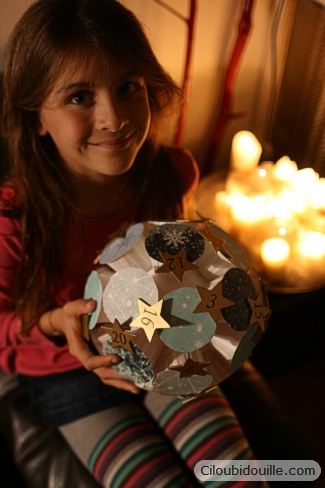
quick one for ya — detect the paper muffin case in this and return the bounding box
[84,220,270,398]
[98,222,153,273]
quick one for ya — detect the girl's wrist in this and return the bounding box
[39,309,63,337]
[47,309,62,336]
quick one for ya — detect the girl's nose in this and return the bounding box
[95,93,128,132]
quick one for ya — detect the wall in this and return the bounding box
[0,0,296,171]
[269,0,325,175]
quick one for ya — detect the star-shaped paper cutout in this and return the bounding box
[156,249,199,282]
[101,319,137,354]
[193,282,235,323]
[130,299,170,342]
[199,225,232,259]
[169,358,211,378]
[248,293,271,329]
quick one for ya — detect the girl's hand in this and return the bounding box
[39,299,140,394]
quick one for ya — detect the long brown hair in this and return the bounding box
[1,0,189,334]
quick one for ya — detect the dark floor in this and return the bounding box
[250,286,325,488]
[270,356,325,488]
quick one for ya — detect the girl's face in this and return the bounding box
[38,61,151,180]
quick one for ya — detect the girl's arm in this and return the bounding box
[0,213,138,393]
[0,215,24,372]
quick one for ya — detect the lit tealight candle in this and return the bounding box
[260,237,291,282]
[230,131,262,172]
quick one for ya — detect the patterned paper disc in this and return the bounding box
[145,223,205,263]
[159,287,216,352]
[83,270,103,330]
[99,223,144,264]
[221,268,257,331]
[205,222,251,269]
[103,267,159,324]
[152,369,213,396]
[102,338,154,384]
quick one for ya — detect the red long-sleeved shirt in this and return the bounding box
[0,147,199,375]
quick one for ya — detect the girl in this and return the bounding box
[0,1,264,486]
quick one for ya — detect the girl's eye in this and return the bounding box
[118,80,145,97]
[70,91,93,105]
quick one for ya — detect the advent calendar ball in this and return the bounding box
[84,220,270,397]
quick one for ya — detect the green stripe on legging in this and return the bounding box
[176,416,239,459]
[158,392,227,426]
[111,443,179,487]
[87,413,148,470]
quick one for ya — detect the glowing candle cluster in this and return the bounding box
[213,131,325,289]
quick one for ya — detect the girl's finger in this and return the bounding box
[63,298,97,317]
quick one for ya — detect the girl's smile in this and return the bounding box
[88,129,138,151]
[38,63,151,180]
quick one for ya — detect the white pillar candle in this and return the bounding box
[293,231,325,285]
[297,231,325,260]
[260,237,291,283]
[311,178,325,210]
[291,168,319,209]
[231,196,264,229]
[231,196,266,247]
[230,131,262,172]
[291,168,319,192]
[272,156,297,182]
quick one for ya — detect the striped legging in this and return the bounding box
[60,389,267,487]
